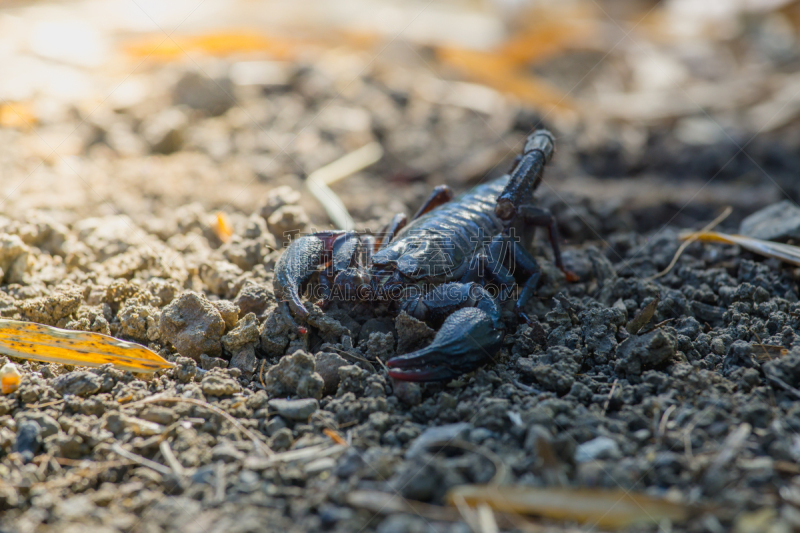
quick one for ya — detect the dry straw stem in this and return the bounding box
[123,394,274,457]
[0,319,174,373]
[346,491,545,532]
[680,230,800,267]
[646,206,733,281]
[306,142,383,230]
[111,443,173,476]
[446,485,691,529]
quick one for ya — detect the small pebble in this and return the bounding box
[268,398,319,421]
[575,436,622,463]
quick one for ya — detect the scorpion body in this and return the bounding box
[274,130,575,381]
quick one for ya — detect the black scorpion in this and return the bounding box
[274,130,576,381]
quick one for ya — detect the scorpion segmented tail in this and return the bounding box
[495,130,555,222]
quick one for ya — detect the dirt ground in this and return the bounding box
[3,1,800,532]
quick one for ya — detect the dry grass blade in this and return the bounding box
[346,491,539,531]
[0,320,174,373]
[306,142,383,230]
[680,231,800,267]
[647,206,732,281]
[446,485,691,529]
[122,395,273,457]
[111,443,172,476]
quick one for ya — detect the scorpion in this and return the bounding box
[274,129,576,381]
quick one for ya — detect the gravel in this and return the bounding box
[0,38,799,533]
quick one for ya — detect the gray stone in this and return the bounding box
[395,312,436,354]
[53,371,102,397]
[15,412,60,439]
[315,352,348,395]
[141,108,187,154]
[229,345,258,376]
[173,356,197,384]
[264,350,324,400]
[575,436,621,463]
[615,328,677,376]
[336,365,369,397]
[740,200,800,241]
[222,313,260,353]
[406,423,471,458]
[392,380,421,406]
[172,71,235,116]
[234,282,272,317]
[268,398,319,421]
[268,427,293,450]
[213,300,240,331]
[200,372,241,396]
[159,291,226,360]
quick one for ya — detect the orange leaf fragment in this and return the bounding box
[123,31,299,62]
[0,102,37,130]
[323,428,347,445]
[0,320,174,374]
[0,362,21,394]
[212,211,234,243]
[436,47,575,114]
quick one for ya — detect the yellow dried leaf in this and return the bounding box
[681,231,800,267]
[123,31,299,62]
[447,485,690,529]
[0,320,174,373]
[0,362,21,394]
[436,47,575,114]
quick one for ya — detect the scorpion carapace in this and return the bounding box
[273,129,577,381]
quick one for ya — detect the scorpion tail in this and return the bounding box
[387,307,504,381]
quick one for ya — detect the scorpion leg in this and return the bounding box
[388,282,504,381]
[507,239,542,325]
[460,235,516,300]
[376,213,408,250]
[518,205,579,282]
[273,231,349,318]
[411,185,453,220]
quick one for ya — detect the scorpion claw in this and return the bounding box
[274,233,338,319]
[386,308,504,382]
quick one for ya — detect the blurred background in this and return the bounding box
[0,0,799,243]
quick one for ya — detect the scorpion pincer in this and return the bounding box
[273,129,577,382]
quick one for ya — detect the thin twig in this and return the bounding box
[453,494,482,533]
[646,206,732,281]
[111,443,172,476]
[26,399,65,409]
[657,405,676,443]
[602,379,618,416]
[123,394,274,456]
[477,504,500,533]
[159,440,189,478]
[259,359,267,389]
[306,142,383,230]
[749,328,777,362]
[764,370,800,400]
[215,461,226,503]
